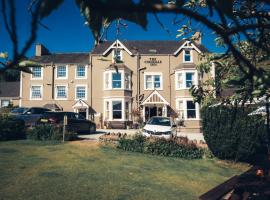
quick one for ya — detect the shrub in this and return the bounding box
[27,124,77,141]
[201,105,267,162]
[0,116,26,141]
[117,134,204,159]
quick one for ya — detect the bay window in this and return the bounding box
[176,98,199,119]
[175,70,197,89]
[104,70,131,90]
[104,99,131,121]
[112,72,122,89]
[187,101,196,119]
[112,101,122,119]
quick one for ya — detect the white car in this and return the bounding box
[142,116,177,139]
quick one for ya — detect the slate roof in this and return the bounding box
[30,53,89,64]
[0,81,20,98]
[91,40,210,55]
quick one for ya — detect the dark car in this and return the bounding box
[38,111,96,134]
[14,107,51,127]
[10,107,29,115]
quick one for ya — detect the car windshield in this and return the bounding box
[11,107,27,114]
[147,117,171,126]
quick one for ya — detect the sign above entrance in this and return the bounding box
[144,58,162,66]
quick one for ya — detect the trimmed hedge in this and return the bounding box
[118,134,204,159]
[0,116,26,141]
[27,124,77,141]
[201,105,267,162]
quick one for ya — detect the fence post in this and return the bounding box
[63,115,67,142]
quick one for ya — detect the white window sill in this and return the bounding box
[30,98,42,101]
[144,88,163,91]
[75,77,87,79]
[55,98,68,100]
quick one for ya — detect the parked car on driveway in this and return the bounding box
[10,107,29,115]
[142,116,177,139]
[38,111,96,134]
[14,107,51,127]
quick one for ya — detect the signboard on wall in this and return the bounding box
[144,58,162,66]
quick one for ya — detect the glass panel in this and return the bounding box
[57,86,66,98]
[32,67,42,78]
[177,73,183,88]
[125,102,129,120]
[57,66,66,78]
[31,86,41,98]
[112,101,122,119]
[154,75,161,88]
[178,100,184,119]
[145,75,152,89]
[125,73,130,89]
[184,50,191,62]
[187,101,196,118]
[105,73,110,89]
[112,72,122,88]
[186,72,194,88]
[114,49,122,62]
[77,66,85,77]
[76,86,86,99]
[1,100,10,107]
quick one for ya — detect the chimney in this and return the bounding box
[35,43,50,56]
[192,32,202,45]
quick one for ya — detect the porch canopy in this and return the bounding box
[72,99,96,119]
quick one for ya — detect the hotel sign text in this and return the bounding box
[144,58,162,66]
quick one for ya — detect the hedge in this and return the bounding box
[0,116,26,141]
[201,105,267,162]
[117,134,204,159]
[27,124,77,141]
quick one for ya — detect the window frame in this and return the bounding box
[55,84,68,100]
[56,65,68,79]
[75,84,87,100]
[144,72,163,90]
[112,48,123,63]
[176,98,200,120]
[183,49,193,63]
[75,65,87,79]
[103,98,131,121]
[103,70,131,90]
[30,67,43,80]
[30,85,43,100]
[175,70,198,90]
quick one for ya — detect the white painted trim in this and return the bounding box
[103,69,131,90]
[55,84,68,100]
[55,65,68,80]
[75,65,87,79]
[141,90,169,105]
[103,39,133,56]
[175,69,198,90]
[29,84,43,100]
[173,40,202,56]
[144,72,163,90]
[30,66,43,80]
[75,84,88,101]
[183,49,193,63]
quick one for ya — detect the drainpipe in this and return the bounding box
[52,63,55,100]
[169,55,172,106]
[90,54,93,121]
[136,53,140,108]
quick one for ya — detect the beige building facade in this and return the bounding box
[20,38,214,133]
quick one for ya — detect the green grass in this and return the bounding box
[0,140,249,200]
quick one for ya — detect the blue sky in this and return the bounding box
[1,0,224,58]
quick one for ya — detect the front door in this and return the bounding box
[145,106,163,121]
[78,108,87,119]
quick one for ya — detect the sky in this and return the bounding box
[0,0,225,59]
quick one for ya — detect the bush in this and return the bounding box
[201,105,267,162]
[117,134,204,159]
[27,124,77,141]
[0,116,26,141]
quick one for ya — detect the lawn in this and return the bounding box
[0,140,249,200]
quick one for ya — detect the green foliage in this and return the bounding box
[27,124,77,141]
[0,116,26,141]
[118,134,204,159]
[201,105,267,162]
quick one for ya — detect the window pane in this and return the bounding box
[1,100,10,107]
[186,72,194,88]
[76,86,86,99]
[57,86,66,98]
[112,101,122,119]
[114,49,122,62]
[112,73,122,88]
[57,66,66,78]
[184,50,191,62]
[125,73,130,89]
[187,101,196,118]
[31,86,41,98]
[105,73,110,89]
[177,73,183,88]
[77,66,85,77]
[32,67,41,78]
[154,75,161,88]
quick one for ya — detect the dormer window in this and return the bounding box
[183,50,192,62]
[113,49,122,63]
